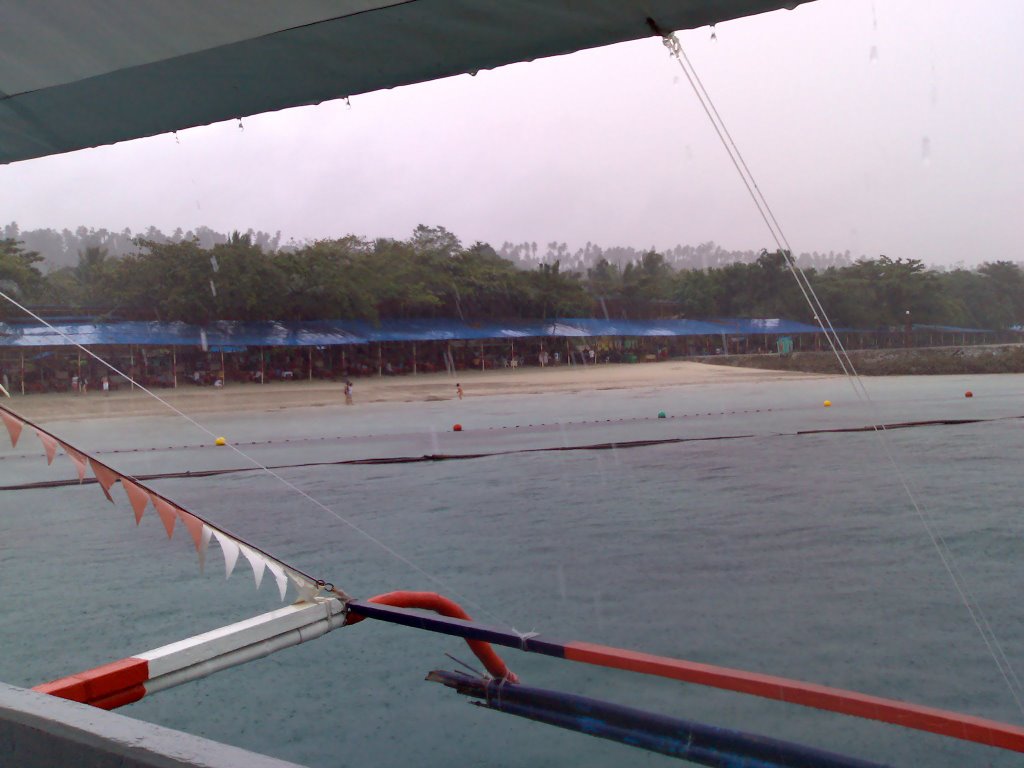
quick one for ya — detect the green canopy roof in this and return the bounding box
[1,1,811,164]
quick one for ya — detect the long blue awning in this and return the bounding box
[0,317,830,349]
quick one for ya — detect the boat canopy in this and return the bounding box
[0,1,812,164]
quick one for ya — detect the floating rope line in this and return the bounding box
[0,406,775,461]
[2,413,1011,492]
[654,22,1024,715]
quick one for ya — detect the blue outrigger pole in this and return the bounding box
[428,669,888,768]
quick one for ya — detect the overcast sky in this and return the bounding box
[1,0,1021,266]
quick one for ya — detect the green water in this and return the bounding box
[1,373,1023,766]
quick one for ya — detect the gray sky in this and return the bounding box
[1,0,1021,266]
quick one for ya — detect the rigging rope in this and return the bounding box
[654,23,1024,715]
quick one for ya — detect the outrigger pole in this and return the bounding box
[346,597,1024,755]
[38,592,1024,756]
[427,669,887,768]
[35,599,346,709]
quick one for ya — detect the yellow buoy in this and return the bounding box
[215,436,227,446]
[823,400,832,408]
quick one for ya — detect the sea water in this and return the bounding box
[1,373,1023,767]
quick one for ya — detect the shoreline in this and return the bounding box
[3,361,827,422]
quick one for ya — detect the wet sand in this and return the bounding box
[4,361,828,422]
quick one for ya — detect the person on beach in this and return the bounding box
[456,383,463,400]
[344,380,353,405]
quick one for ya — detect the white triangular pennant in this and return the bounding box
[265,559,288,601]
[287,570,319,603]
[199,525,213,573]
[238,544,266,589]
[213,530,240,579]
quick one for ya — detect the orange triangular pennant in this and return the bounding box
[151,496,178,539]
[121,478,151,524]
[35,429,59,465]
[177,510,205,553]
[1,411,22,448]
[60,443,88,483]
[89,459,119,503]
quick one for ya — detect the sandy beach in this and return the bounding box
[4,360,827,422]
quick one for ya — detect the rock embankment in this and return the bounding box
[699,344,1024,375]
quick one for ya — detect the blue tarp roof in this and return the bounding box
[913,324,991,334]
[712,318,824,335]
[0,317,823,349]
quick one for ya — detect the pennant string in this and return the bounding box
[0,402,325,601]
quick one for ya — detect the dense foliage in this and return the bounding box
[2,225,1022,330]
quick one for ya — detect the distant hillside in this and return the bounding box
[1,223,286,271]
[4,221,851,274]
[497,239,852,272]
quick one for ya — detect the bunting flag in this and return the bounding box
[213,529,240,579]
[90,459,120,503]
[0,402,329,605]
[121,478,151,524]
[60,443,89,483]
[238,544,267,590]
[150,496,179,539]
[199,525,213,573]
[1,411,22,447]
[35,429,59,465]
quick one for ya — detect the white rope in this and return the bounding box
[0,289,502,624]
[662,30,1024,715]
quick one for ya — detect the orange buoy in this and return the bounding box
[453,424,463,432]
[823,400,832,408]
[965,391,973,398]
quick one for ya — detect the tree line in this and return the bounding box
[1,225,1022,330]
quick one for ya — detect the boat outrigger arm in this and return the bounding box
[34,592,1024,766]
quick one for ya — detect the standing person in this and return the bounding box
[344,380,353,405]
[102,375,110,396]
[456,383,463,400]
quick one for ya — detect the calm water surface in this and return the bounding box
[2,373,1023,767]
